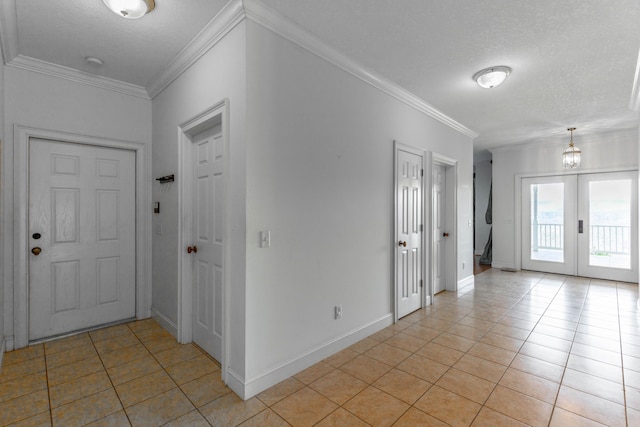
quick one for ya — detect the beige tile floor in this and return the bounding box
[1,268,639,426]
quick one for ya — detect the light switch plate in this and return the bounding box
[260,230,271,248]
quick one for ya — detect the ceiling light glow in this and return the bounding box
[473,66,511,89]
[102,0,155,19]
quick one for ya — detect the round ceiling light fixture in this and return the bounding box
[473,66,512,89]
[102,0,155,19]
[85,56,104,66]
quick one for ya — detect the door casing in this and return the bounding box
[12,126,151,350]
[178,99,230,383]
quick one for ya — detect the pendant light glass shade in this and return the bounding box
[562,127,581,169]
[102,0,155,19]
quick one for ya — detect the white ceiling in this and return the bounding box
[1,0,639,158]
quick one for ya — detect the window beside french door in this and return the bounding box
[522,171,638,282]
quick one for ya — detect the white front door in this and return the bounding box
[29,139,136,340]
[432,164,447,294]
[522,172,638,282]
[396,145,423,318]
[190,125,224,361]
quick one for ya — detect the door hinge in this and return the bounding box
[420,224,423,232]
[421,169,424,176]
[420,279,423,288]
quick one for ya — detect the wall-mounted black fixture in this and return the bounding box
[156,174,175,183]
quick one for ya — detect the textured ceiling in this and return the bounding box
[13,0,227,86]
[2,0,639,157]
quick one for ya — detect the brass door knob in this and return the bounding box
[398,241,407,247]
[187,245,198,254]
[31,247,42,256]
[443,232,450,237]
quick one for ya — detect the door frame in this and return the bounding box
[515,166,638,271]
[178,99,230,382]
[393,141,427,322]
[430,153,458,294]
[13,125,151,349]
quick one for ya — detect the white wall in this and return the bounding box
[150,22,247,381]
[2,67,151,349]
[491,129,639,270]
[243,21,474,395]
[474,160,492,254]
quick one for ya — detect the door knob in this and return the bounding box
[187,245,198,254]
[31,247,42,256]
[398,241,407,247]
[443,233,450,237]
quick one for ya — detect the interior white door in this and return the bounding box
[432,164,447,294]
[396,147,423,318]
[522,175,577,275]
[190,125,224,361]
[577,172,638,282]
[29,139,136,340]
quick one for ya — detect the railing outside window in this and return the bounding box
[532,223,630,255]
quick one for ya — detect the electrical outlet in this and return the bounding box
[334,305,342,319]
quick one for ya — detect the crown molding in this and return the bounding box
[630,47,640,111]
[8,55,150,99]
[242,0,478,139]
[145,0,477,138]
[0,0,19,64]
[146,0,246,99]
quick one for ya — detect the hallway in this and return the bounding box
[1,269,638,426]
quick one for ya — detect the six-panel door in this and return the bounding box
[29,139,136,340]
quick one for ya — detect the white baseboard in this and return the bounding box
[226,368,247,399]
[151,308,178,338]
[0,337,5,374]
[5,336,14,352]
[458,274,474,290]
[241,313,393,399]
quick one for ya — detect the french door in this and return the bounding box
[522,171,638,282]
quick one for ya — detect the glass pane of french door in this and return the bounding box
[522,175,576,275]
[578,172,638,282]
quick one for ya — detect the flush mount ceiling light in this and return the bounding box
[85,56,104,66]
[473,66,512,89]
[562,127,581,169]
[102,0,155,19]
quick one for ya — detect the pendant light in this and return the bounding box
[562,127,581,169]
[102,0,155,19]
